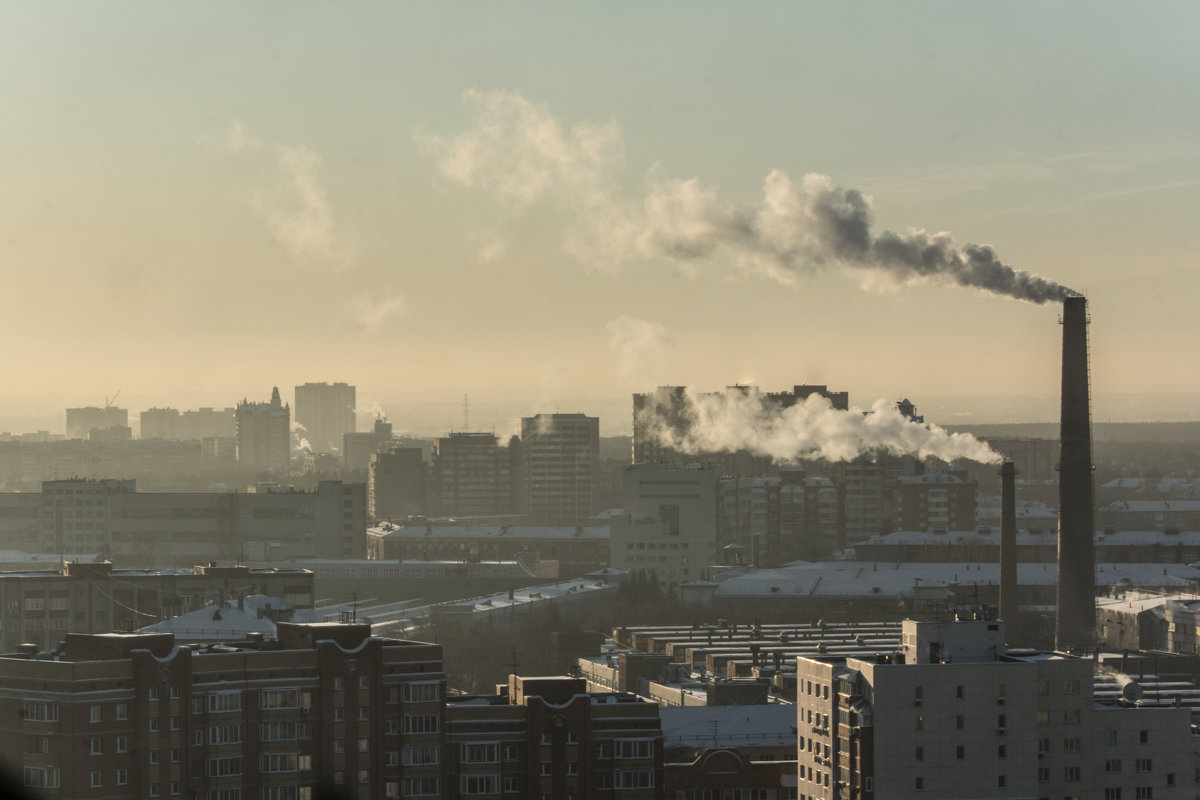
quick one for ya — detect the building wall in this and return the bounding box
[294,383,356,455]
[519,414,599,526]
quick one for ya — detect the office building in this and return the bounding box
[294,382,356,455]
[235,388,290,473]
[369,447,428,520]
[519,413,599,525]
[430,432,517,517]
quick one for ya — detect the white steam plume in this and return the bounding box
[421,90,1075,303]
[637,387,1001,465]
[214,118,352,268]
[607,316,674,389]
[344,293,406,330]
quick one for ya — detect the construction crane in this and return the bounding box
[105,390,121,409]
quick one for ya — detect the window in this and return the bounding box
[1038,680,1049,695]
[956,685,964,698]
[956,745,965,760]
[915,746,923,761]
[149,718,160,732]
[915,715,924,731]
[23,766,59,789]
[358,707,370,721]
[998,744,1006,759]
[333,677,345,690]
[540,733,552,745]
[615,739,653,758]
[149,688,159,701]
[358,738,370,753]
[997,714,1007,730]
[462,743,500,763]
[115,703,127,720]
[149,750,160,765]
[170,781,180,796]
[260,689,308,709]
[402,682,439,702]
[914,685,923,704]
[616,771,654,789]
[260,753,311,773]
[504,776,520,793]
[596,742,612,758]
[206,757,242,778]
[1036,710,1049,725]
[22,700,59,722]
[116,769,128,786]
[461,775,500,794]
[402,745,440,766]
[90,738,103,755]
[150,783,160,797]
[1063,708,1080,724]
[358,770,370,784]
[503,744,519,762]
[997,775,1006,788]
[1105,790,1122,800]
[956,715,964,730]
[207,692,242,713]
[1135,789,1153,800]
[334,739,345,754]
[90,771,102,788]
[1064,766,1081,782]
[89,705,102,723]
[1037,767,1049,782]
[1106,759,1122,773]
[1139,729,1149,744]
[358,676,369,690]
[402,714,439,734]
[1136,758,1152,773]
[1107,729,1118,745]
[1063,679,1080,694]
[1064,738,1080,753]
[567,762,579,775]
[915,777,924,791]
[540,762,552,776]
[170,748,180,763]
[385,750,400,766]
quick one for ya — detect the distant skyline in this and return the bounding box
[3,3,1198,431]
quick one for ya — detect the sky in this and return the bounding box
[1,2,1198,435]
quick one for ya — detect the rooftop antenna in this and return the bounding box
[463,395,470,432]
[508,649,520,678]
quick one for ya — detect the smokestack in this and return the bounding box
[999,461,1018,632]
[1055,295,1095,651]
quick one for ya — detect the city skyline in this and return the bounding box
[2,3,1198,434]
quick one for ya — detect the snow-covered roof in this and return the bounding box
[661,704,797,749]
[1096,592,1200,615]
[138,595,323,640]
[1104,500,1200,513]
[858,529,1200,548]
[713,561,1200,598]
[370,524,610,540]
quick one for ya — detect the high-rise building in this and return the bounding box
[796,617,1197,800]
[431,432,517,517]
[632,384,848,475]
[294,382,356,454]
[519,413,599,525]
[235,387,290,473]
[140,407,235,441]
[369,447,427,520]
[343,418,395,476]
[65,406,128,440]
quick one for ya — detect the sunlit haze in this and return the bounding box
[3,3,1199,435]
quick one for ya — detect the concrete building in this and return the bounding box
[343,417,396,476]
[897,469,977,533]
[366,522,609,577]
[519,413,600,525]
[294,382,356,455]
[430,432,518,517]
[65,406,128,440]
[610,464,720,588]
[140,407,236,441]
[795,618,1198,800]
[235,387,290,473]
[368,447,427,520]
[0,561,315,651]
[632,384,848,477]
[0,478,365,566]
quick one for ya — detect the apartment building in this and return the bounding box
[519,414,600,525]
[796,618,1198,800]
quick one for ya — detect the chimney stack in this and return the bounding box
[1055,295,1096,651]
[999,461,1018,634]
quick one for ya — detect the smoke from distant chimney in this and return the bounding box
[420,90,1077,304]
[637,387,1001,465]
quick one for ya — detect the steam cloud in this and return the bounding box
[607,316,674,389]
[421,90,1075,303]
[344,293,406,330]
[637,388,1001,465]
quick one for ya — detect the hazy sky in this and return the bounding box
[2,2,1198,433]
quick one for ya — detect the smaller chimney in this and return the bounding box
[999,461,1018,636]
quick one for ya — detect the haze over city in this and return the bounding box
[2,3,1199,436]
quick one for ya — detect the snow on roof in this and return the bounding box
[1102,478,1149,490]
[1096,592,1200,615]
[660,704,796,749]
[371,524,610,540]
[713,562,1200,598]
[1104,500,1200,513]
[858,529,1200,548]
[138,595,322,640]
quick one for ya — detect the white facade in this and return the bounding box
[796,619,1198,800]
[610,464,719,588]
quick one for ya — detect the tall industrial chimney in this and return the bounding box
[1055,295,1095,651]
[999,460,1018,634]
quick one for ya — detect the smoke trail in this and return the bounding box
[606,316,674,389]
[637,387,1001,464]
[421,90,1076,303]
